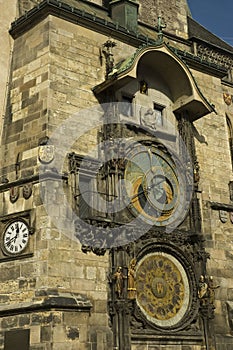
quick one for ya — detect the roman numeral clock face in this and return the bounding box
[2,220,30,255]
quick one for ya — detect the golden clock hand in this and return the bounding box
[130,188,149,202]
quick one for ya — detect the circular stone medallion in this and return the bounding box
[136,252,190,328]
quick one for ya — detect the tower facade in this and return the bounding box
[0,1,233,349]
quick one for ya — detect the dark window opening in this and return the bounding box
[4,329,30,350]
[79,176,92,219]
[153,103,164,126]
[120,95,133,117]
[227,116,233,169]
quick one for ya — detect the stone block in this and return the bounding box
[63,312,88,327]
[93,300,107,313]
[19,315,30,327]
[41,325,52,342]
[32,314,42,325]
[30,325,41,344]
[1,316,18,329]
[86,266,97,280]
[66,326,79,340]
[52,325,66,343]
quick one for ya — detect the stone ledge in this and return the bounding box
[0,171,68,193]
[131,332,203,344]
[208,201,233,212]
[0,291,92,316]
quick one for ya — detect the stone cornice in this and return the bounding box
[9,0,230,78]
[0,291,92,316]
[0,171,68,193]
[208,201,233,212]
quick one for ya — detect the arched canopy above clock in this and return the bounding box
[93,43,215,121]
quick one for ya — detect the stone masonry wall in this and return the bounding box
[1,18,50,182]
[0,13,118,349]
[0,310,94,350]
[138,0,189,39]
[1,2,233,349]
[193,69,233,342]
[0,0,17,142]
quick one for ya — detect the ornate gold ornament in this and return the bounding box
[223,93,232,106]
[140,80,148,94]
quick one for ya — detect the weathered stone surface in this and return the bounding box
[0,0,232,349]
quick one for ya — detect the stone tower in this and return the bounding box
[0,1,233,350]
[138,0,191,38]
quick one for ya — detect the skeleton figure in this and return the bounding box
[208,276,220,305]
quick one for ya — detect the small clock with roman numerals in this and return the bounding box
[2,219,30,255]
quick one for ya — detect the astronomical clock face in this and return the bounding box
[124,143,186,227]
[136,252,190,328]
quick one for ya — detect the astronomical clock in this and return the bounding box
[70,42,216,349]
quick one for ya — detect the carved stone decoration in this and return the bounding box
[38,145,54,164]
[9,186,19,203]
[208,276,220,305]
[156,16,166,43]
[127,258,136,300]
[113,267,127,299]
[140,108,157,129]
[101,39,116,77]
[22,183,33,199]
[198,275,220,320]
[219,210,228,223]
[198,275,208,305]
[197,43,233,71]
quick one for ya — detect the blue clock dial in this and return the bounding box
[124,144,186,227]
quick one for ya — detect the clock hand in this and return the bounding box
[5,235,17,245]
[15,223,19,234]
[148,148,154,173]
[130,188,149,202]
[130,179,165,202]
